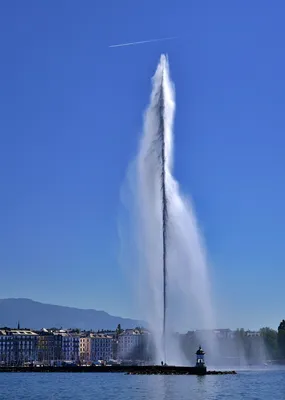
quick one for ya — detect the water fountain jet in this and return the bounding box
[121,54,216,366]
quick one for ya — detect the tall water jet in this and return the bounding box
[120,54,215,365]
[137,54,173,364]
[156,56,168,363]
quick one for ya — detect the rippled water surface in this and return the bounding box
[0,370,284,400]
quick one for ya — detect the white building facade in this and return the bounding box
[118,329,151,361]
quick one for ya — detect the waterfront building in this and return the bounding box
[37,330,62,365]
[60,332,80,363]
[0,328,38,365]
[90,334,113,361]
[213,329,235,339]
[79,336,92,363]
[0,329,14,365]
[117,329,151,361]
[10,329,38,365]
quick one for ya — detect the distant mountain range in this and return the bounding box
[0,298,142,331]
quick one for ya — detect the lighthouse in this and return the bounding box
[196,346,206,368]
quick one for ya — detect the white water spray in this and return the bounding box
[121,55,215,365]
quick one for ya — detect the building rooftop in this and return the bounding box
[119,329,147,336]
[91,334,113,339]
[9,329,38,336]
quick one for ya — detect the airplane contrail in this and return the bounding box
[109,36,178,48]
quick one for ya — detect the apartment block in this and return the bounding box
[79,336,92,363]
[60,332,80,362]
[37,330,62,365]
[0,328,38,365]
[90,334,113,361]
[118,329,151,361]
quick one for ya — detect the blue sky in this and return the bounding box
[0,0,284,330]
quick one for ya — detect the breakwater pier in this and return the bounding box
[0,365,236,375]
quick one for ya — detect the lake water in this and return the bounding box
[0,369,284,400]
